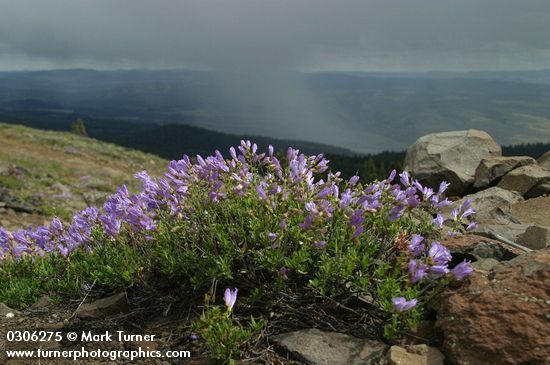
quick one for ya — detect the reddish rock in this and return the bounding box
[435,248,550,365]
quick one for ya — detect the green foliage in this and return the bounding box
[146,174,443,334]
[39,204,73,222]
[0,234,141,308]
[0,175,23,190]
[192,291,263,364]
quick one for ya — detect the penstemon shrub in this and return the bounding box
[0,140,474,346]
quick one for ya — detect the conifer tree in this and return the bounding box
[70,118,88,137]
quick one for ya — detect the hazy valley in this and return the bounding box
[1,69,550,155]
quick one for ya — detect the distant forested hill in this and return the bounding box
[0,116,548,184]
[501,143,550,159]
[0,114,354,158]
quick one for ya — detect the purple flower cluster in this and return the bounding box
[448,197,478,234]
[390,232,473,312]
[0,137,474,320]
[100,184,155,236]
[0,207,99,260]
[405,238,473,283]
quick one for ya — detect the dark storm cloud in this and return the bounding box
[1,0,550,71]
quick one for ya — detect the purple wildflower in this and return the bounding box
[229,146,237,160]
[399,171,411,186]
[434,198,452,209]
[466,221,478,231]
[50,217,64,235]
[408,259,427,284]
[421,186,434,200]
[100,214,122,237]
[223,288,238,311]
[407,195,420,208]
[451,260,473,280]
[314,241,327,248]
[461,208,475,219]
[352,225,364,239]
[460,198,473,212]
[388,205,404,221]
[339,189,353,209]
[349,175,360,186]
[279,266,289,279]
[349,209,364,227]
[305,201,319,215]
[428,242,452,266]
[430,265,450,276]
[433,214,445,228]
[256,185,268,201]
[317,187,331,199]
[298,215,313,230]
[450,209,459,220]
[392,297,417,312]
[438,181,450,194]
[408,234,425,257]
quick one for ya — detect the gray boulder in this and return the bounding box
[511,196,550,227]
[76,292,128,319]
[473,156,535,189]
[273,328,388,365]
[498,164,550,198]
[0,303,19,317]
[443,187,523,225]
[404,130,501,196]
[537,151,550,170]
[476,223,549,250]
[387,344,445,365]
[517,225,550,250]
[524,182,550,198]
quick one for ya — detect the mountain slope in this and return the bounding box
[0,123,167,230]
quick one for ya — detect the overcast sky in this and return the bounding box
[1,0,550,72]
